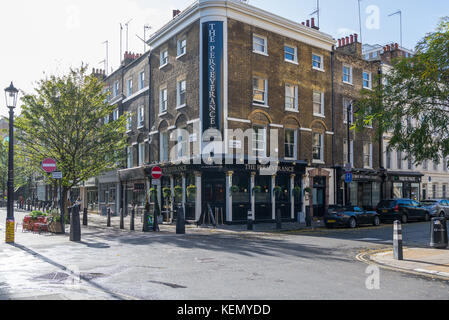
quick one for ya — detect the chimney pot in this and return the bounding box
[301,22,305,25]
[341,38,345,46]
[354,34,358,43]
[395,43,399,50]
[311,18,315,27]
[307,20,310,27]
[338,39,342,47]
[350,35,354,43]
[345,36,350,44]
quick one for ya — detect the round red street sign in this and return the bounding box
[151,166,163,180]
[42,158,57,173]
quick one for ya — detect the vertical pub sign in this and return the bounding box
[202,21,223,132]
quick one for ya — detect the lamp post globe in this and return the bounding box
[4,82,18,243]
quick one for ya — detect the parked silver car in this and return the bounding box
[419,200,449,218]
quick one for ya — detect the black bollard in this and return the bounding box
[130,207,135,231]
[120,208,124,230]
[393,220,403,260]
[176,206,186,235]
[276,209,282,230]
[107,208,111,227]
[70,205,81,242]
[83,207,88,226]
[153,199,160,232]
[247,210,254,231]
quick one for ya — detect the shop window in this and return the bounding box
[232,174,250,203]
[255,176,271,204]
[393,183,403,199]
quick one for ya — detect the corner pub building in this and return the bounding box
[126,0,338,224]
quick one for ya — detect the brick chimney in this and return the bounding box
[91,68,106,80]
[336,34,362,57]
[122,51,141,66]
[173,9,181,18]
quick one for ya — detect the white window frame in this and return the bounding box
[138,142,145,167]
[177,80,187,109]
[159,87,168,114]
[112,108,119,121]
[253,77,268,107]
[177,38,187,58]
[312,53,324,71]
[343,139,354,166]
[343,65,353,84]
[137,106,145,128]
[363,71,372,89]
[127,78,133,96]
[126,114,132,132]
[160,48,168,68]
[284,45,298,64]
[252,126,267,158]
[284,129,297,160]
[160,132,169,162]
[127,146,133,168]
[313,91,325,117]
[138,71,145,90]
[113,81,119,97]
[363,142,373,168]
[253,34,268,55]
[312,132,324,163]
[285,84,298,111]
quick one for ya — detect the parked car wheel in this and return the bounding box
[373,216,381,226]
[348,218,357,229]
[401,214,408,224]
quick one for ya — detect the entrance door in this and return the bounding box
[203,174,226,223]
[313,177,326,218]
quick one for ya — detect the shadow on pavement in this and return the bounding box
[7,243,124,300]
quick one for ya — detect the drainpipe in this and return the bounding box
[148,50,153,162]
[331,49,337,204]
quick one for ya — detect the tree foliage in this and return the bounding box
[15,65,128,205]
[354,17,449,164]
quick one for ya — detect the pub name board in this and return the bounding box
[202,21,223,131]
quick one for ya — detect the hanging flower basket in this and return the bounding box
[187,185,196,199]
[230,185,240,194]
[162,187,172,199]
[303,187,312,194]
[174,186,183,197]
[274,186,283,198]
[293,186,302,197]
[252,186,262,194]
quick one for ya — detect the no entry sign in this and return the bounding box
[42,158,57,173]
[151,166,162,180]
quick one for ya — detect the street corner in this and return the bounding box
[359,247,449,281]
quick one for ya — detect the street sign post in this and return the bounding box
[345,172,353,184]
[52,171,63,179]
[42,158,57,173]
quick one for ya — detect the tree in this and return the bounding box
[15,65,128,214]
[354,17,449,165]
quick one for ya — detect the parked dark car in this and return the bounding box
[377,199,431,224]
[325,205,381,229]
[419,199,449,218]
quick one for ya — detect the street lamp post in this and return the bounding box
[4,82,18,244]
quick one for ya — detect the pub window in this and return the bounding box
[253,77,268,106]
[313,91,325,117]
[285,84,298,111]
[252,126,267,158]
[312,132,324,162]
[253,34,267,55]
[284,129,297,160]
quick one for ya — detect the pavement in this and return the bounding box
[364,247,449,280]
[1,208,449,300]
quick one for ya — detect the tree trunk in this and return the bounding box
[63,186,70,219]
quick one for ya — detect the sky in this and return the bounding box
[0,0,447,117]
